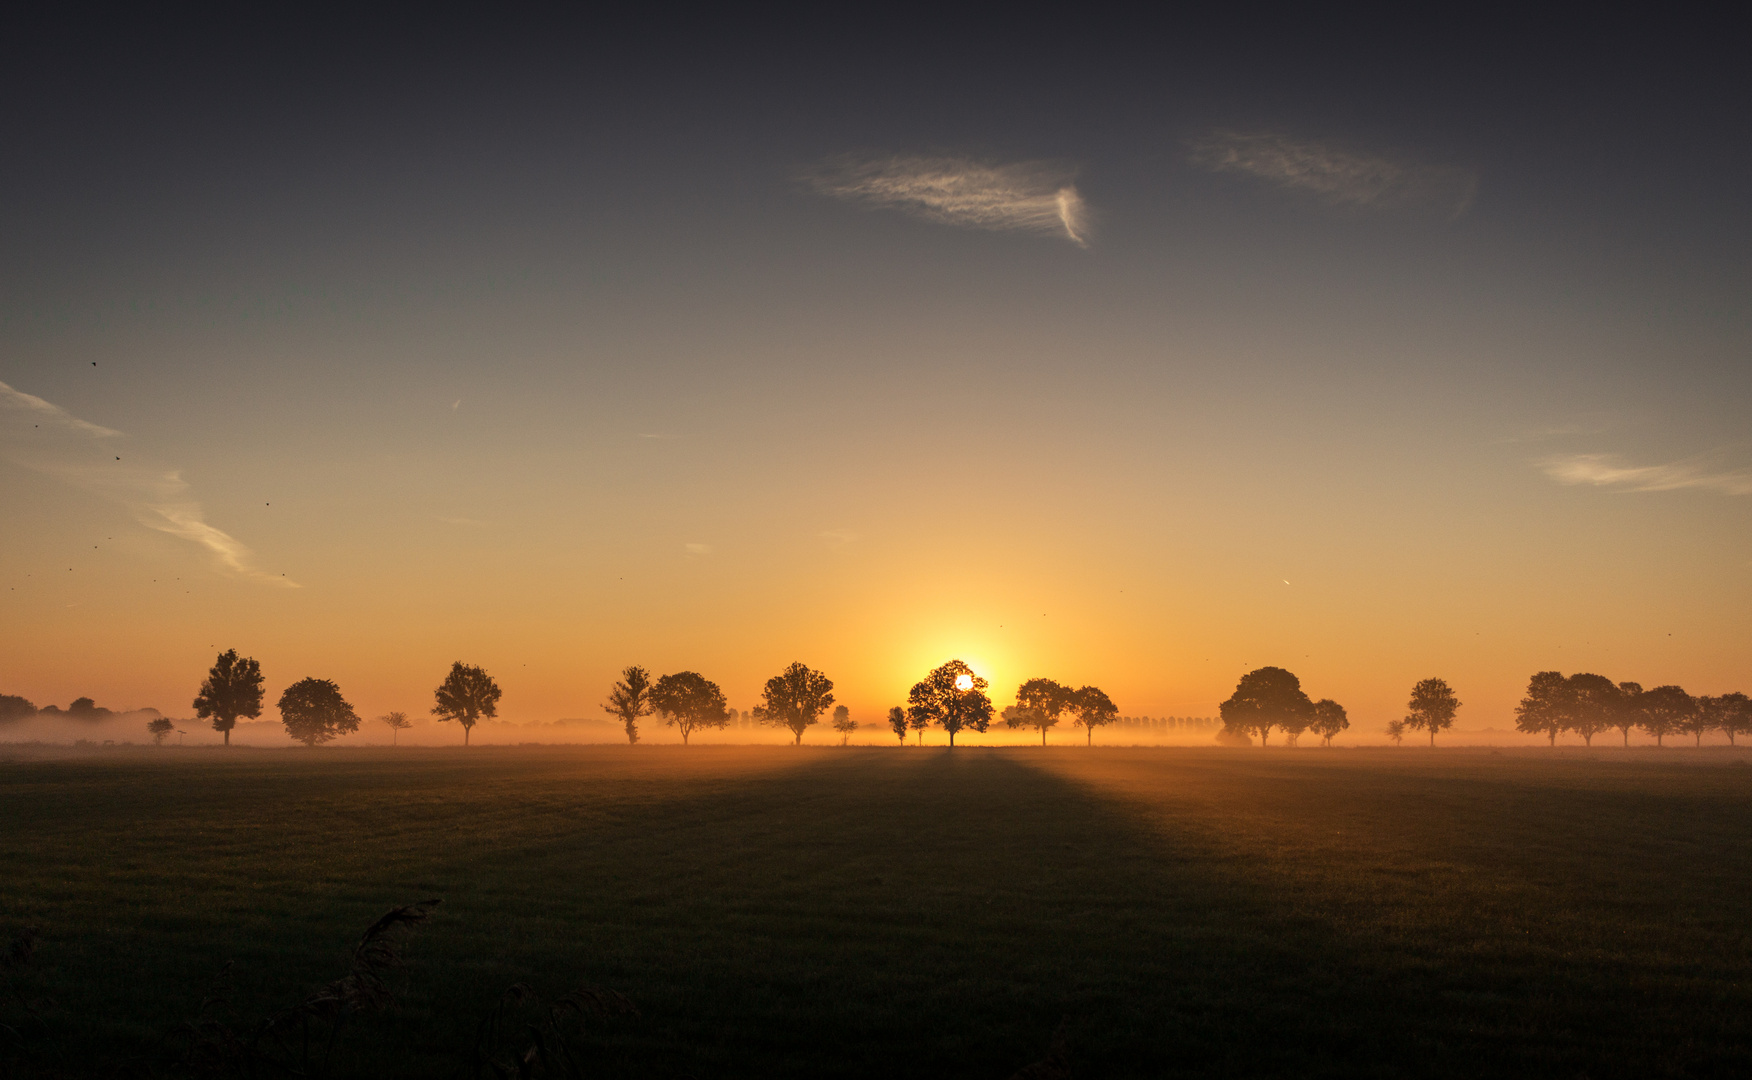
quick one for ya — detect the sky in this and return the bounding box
[2,9,1748,735]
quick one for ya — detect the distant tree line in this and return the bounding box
[1515,671,1750,747]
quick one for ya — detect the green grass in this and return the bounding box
[2,745,1750,1077]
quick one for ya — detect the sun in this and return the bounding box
[954,674,974,691]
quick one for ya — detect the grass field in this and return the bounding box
[3,745,1751,1078]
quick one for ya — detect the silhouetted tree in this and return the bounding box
[887,705,909,744]
[1562,673,1619,747]
[1219,667,1313,748]
[651,671,731,745]
[431,661,502,746]
[1311,698,1349,746]
[759,662,835,745]
[1612,682,1645,747]
[193,649,264,747]
[603,665,654,745]
[906,660,993,747]
[379,711,412,746]
[279,678,361,746]
[1638,684,1695,747]
[831,704,858,745]
[1006,678,1072,746]
[1683,695,1718,747]
[1716,692,1752,745]
[1071,685,1118,746]
[1403,678,1460,747]
[0,694,34,724]
[1515,671,1570,746]
[147,716,173,745]
[1385,719,1406,746]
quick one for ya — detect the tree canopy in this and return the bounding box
[1564,673,1619,746]
[147,716,174,745]
[1006,678,1072,745]
[193,649,265,746]
[1715,692,1752,746]
[379,711,412,745]
[1070,685,1118,745]
[603,664,654,745]
[887,705,909,744]
[831,704,857,744]
[906,660,992,747]
[651,671,731,745]
[1611,682,1645,747]
[1638,685,1695,747]
[1310,698,1349,746]
[0,694,34,724]
[1404,677,1461,747]
[1514,671,1569,745]
[1219,667,1312,748]
[431,662,501,746]
[278,678,361,746]
[759,662,835,745]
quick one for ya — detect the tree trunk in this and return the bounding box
[465,725,471,746]
[949,730,956,747]
[1429,729,1436,748]
[1042,728,1047,747]
[1584,732,1592,747]
[1548,729,1556,746]
[1623,729,1630,747]
[223,728,230,746]
[1696,732,1703,747]
[1087,728,1092,746]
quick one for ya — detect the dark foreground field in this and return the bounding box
[3,746,1750,1078]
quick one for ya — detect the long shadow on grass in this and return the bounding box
[8,748,1751,1077]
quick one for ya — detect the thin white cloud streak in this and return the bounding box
[1541,452,1752,496]
[0,379,297,586]
[1188,131,1478,216]
[808,154,1090,245]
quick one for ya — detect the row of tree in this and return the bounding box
[601,659,1123,747]
[1514,671,1751,746]
[191,650,504,746]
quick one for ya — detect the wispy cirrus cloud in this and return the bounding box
[0,379,297,586]
[1189,131,1477,216]
[1541,452,1752,496]
[808,154,1090,246]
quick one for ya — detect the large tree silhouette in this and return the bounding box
[1404,677,1461,747]
[432,661,502,746]
[887,705,909,744]
[1007,678,1072,746]
[906,660,992,747]
[1219,667,1312,748]
[1638,684,1694,747]
[1071,685,1118,746]
[651,671,730,745]
[193,649,265,747]
[1311,698,1349,746]
[1564,673,1619,747]
[1612,681,1645,747]
[0,694,35,724]
[278,678,361,746]
[1515,671,1570,745]
[603,665,654,745]
[759,662,835,745]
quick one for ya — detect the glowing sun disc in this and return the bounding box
[954,674,974,691]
